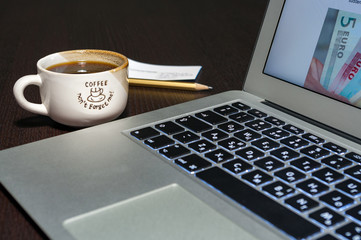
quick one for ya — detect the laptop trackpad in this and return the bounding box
[63,184,257,240]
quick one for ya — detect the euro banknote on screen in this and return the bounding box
[339,51,361,103]
[319,9,361,93]
[332,45,361,95]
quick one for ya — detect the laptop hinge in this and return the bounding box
[262,100,361,145]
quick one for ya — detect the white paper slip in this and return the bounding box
[127,59,202,81]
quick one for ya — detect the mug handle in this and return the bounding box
[13,75,48,116]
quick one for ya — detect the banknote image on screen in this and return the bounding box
[305,8,361,107]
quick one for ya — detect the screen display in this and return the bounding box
[264,0,361,107]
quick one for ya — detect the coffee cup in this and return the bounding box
[13,49,129,127]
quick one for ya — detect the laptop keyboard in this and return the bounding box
[128,101,361,240]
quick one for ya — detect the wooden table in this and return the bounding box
[0,0,267,238]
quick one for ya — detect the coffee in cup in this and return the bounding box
[46,60,118,74]
[13,49,129,127]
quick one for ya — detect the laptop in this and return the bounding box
[2,0,361,239]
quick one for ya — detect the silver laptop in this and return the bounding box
[2,0,361,239]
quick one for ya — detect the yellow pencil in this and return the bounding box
[128,78,212,91]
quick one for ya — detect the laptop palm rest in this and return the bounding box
[63,184,257,240]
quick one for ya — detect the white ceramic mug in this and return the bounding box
[13,49,129,127]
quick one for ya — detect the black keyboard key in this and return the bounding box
[222,159,252,174]
[235,147,265,161]
[321,155,352,170]
[229,112,254,123]
[214,105,239,116]
[317,234,339,240]
[302,133,325,144]
[245,120,272,131]
[313,167,344,184]
[242,169,273,186]
[195,110,227,125]
[309,207,344,227]
[175,154,211,173]
[196,167,320,239]
[345,165,361,180]
[155,121,184,134]
[300,145,330,159]
[270,147,300,161]
[231,102,250,111]
[159,144,190,159]
[262,127,290,140]
[218,121,244,133]
[234,129,261,142]
[275,167,306,183]
[144,135,174,149]
[263,181,294,198]
[131,127,159,140]
[248,109,267,118]
[290,157,321,172]
[254,156,284,172]
[173,131,200,143]
[264,116,285,126]
[336,222,361,240]
[320,190,354,209]
[283,124,304,135]
[285,193,319,212]
[345,152,361,164]
[322,142,347,154]
[251,137,280,151]
[188,139,216,153]
[281,136,309,149]
[346,204,361,222]
[336,179,361,196]
[176,115,212,133]
[296,179,329,196]
[202,129,228,142]
[218,137,246,151]
[205,149,234,163]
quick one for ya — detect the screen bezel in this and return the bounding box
[244,0,361,139]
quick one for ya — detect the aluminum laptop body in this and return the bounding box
[2,0,361,239]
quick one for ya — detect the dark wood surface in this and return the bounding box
[0,0,267,239]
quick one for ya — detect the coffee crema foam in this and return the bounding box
[47,61,118,74]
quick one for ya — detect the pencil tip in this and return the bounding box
[208,86,213,90]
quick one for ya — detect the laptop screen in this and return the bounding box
[264,0,361,108]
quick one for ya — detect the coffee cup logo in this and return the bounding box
[77,80,114,110]
[87,88,106,102]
